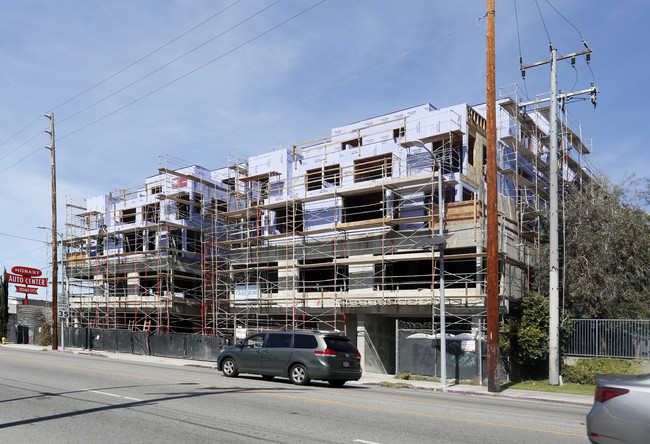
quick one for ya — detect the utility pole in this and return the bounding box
[520,44,595,386]
[44,113,58,351]
[548,48,560,386]
[485,0,500,393]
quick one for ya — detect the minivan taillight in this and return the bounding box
[595,386,629,403]
[314,348,338,357]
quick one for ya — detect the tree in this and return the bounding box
[0,269,8,339]
[501,292,573,380]
[560,176,650,319]
[535,176,650,319]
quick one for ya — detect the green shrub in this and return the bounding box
[563,358,643,385]
[36,321,51,346]
[500,292,573,381]
[395,371,410,380]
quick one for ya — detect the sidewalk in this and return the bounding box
[1,343,593,407]
[358,372,593,406]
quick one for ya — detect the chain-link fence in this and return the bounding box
[396,320,486,383]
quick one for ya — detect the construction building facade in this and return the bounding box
[61,86,593,373]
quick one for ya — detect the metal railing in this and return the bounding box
[565,319,650,360]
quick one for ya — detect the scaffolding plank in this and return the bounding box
[158,167,228,191]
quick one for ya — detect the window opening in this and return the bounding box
[462,188,475,201]
[176,192,190,220]
[341,138,361,150]
[121,208,136,224]
[168,229,182,254]
[144,203,160,223]
[468,134,476,166]
[343,192,383,222]
[354,153,392,182]
[300,258,348,292]
[307,164,341,191]
[275,204,304,233]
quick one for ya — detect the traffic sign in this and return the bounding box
[58,292,69,319]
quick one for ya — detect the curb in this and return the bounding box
[361,380,593,407]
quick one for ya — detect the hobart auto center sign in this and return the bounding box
[9,266,47,295]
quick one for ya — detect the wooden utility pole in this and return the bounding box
[486,0,500,393]
[45,113,58,351]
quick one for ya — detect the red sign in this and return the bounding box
[7,273,48,287]
[11,266,42,277]
[172,178,188,189]
[15,286,39,295]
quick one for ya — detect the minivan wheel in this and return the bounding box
[222,358,239,377]
[328,380,346,387]
[289,364,310,385]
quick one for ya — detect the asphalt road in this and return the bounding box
[0,347,590,443]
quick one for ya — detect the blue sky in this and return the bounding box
[1,0,648,300]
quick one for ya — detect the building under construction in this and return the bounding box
[62,86,594,372]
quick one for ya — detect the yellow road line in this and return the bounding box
[248,390,586,438]
[0,353,585,438]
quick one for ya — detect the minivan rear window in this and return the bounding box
[325,337,358,353]
[293,334,318,349]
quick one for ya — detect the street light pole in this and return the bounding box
[44,113,58,351]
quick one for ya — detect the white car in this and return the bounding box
[586,373,650,443]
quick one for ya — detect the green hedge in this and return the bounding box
[563,358,643,385]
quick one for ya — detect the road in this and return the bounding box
[0,347,590,443]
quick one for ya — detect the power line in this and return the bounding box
[0,246,46,265]
[0,115,42,153]
[0,0,327,173]
[58,0,281,126]
[513,0,529,97]
[52,0,243,115]
[0,130,44,163]
[543,0,597,87]
[0,1,243,156]
[191,13,485,150]
[60,0,328,141]
[0,145,42,174]
[0,232,45,243]
[534,0,552,46]
[544,0,584,41]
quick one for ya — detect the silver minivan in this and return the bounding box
[217,330,362,387]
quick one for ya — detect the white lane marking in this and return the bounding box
[90,390,120,397]
[83,389,142,402]
[354,440,382,444]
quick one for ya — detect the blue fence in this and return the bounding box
[565,319,650,360]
